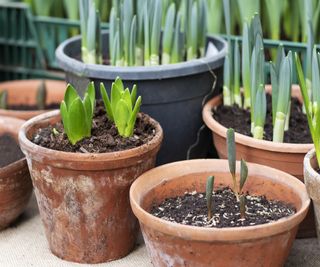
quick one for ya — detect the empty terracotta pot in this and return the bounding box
[0,79,66,120]
[130,159,310,267]
[304,149,320,240]
[0,116,32,230]
[19,110,163,264]
[202,84,315,237]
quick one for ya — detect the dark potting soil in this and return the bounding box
[213,94,312,143]
[7,103,59,111]
[151,187,296,228]
[32,101,156,153]
[0,134,24,168]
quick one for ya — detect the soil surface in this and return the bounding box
[213,94,312,143]
[0,134,24,168]
[151,187,296,228]
[32,101,156,153]
[7,103,59,111]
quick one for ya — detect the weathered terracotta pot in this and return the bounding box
[0,79,66,120]
[304,149,320,241]
[130,159,310,267]
[0,116,32,230]
[19,110,163,263]
[202,84,315,237]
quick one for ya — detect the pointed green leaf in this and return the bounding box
[270,63,279,125]
[83,93,93,136]
[123,88,133,111]
[68,98,88,145]
[240,159,248,192]
[64,84,78,109]
[111,81,123,113]
[125,96,142,137]
[227,128,236,177]
[86,81,96,112]
[277,55,291,114]
[131,84,137,105]
[114,99,131,136]
[100,83,114,121]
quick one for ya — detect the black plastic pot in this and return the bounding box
[56,31,227,165]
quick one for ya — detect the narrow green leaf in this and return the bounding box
[240,159,248,192]
[312,47,320,104]
[270,63,279,125]
[277,55,291,114]
[123,88,132,111]
[100,83,114,121]
[125,96,142,137]
[129,15,137,66]
[227,128,236,177]
[206,175,215,220]
[234,39,241,107]
[67,98,87,145]
[242,21,251,108]
[83,93,93,136]
[86,81,96,113]
[162,3,176,55]
[254,84,266,128]
[64,84,78,109]
[131,84,137,105]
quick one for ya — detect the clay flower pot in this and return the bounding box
[130,159,310,267]
[0,79,66,120]
[202,84,314,237]
[19,110,163,264]
[0,116,32,230]
[304,149,320,240]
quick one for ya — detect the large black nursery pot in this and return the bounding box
[56,31,227,165]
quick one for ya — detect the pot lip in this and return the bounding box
[19,109,163,163]
[0,79,66,115]
[55,31,227,80]
[130,159,310,242]
[0,158,27,177]
[202,86,313,153]
[304,148,319,177]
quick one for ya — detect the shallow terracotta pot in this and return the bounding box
[130,159,310,267]
[202,84,315,237]
[0,79,66,120]
[0,116,32,230]
[304,149,320,241]
[19,110,163,264]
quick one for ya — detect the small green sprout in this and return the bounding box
[227,128,238,200]
[206,175,215,220]
[0,90,8,110]
[100,77,142,138]
[52,128,59,136]
[60,82,95,145]
[36,80,47,110]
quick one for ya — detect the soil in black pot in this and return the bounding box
[7,103,59,111]
[151,187,296,228]
[32,100,156,153]
[0,134,24,168]
[213,94,312,144]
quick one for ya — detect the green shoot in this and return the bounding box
[207,0,223,34]
[296,52,320,167]
[162,3,176,65]
[242,21,251,109]
[0,90,8,110]
[52,128,59,136]
[223,54,232,106]
[206,175,215,220]
[186,1,198,61]
[240,159,248,193]
[227,128,238,200]
[36,80,47,110]
[234,39,241,107]
[253,84,266,139]
[100,77,141,138]
[273,52,292,142]
[60,82,95,145]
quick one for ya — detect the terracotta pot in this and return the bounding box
[202,84,315,237]
[19,110,163,263]
[130,159,310,267]
[304,149,320,240]
[0,79,66,120]
[0,116,32,230]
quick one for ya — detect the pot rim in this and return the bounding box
[130,159,310,242]
[304,148,318,177]
[202,85,313,153]
[19,109,163,166]
[0,79,66,115]
[55,31,227,80]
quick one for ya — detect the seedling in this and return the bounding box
[206,176,215,220]
[60,82,95,145]
[36,80,47,110]
[0,90,8,110]
[100,77,141,138]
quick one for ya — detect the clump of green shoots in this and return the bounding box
[296,51,320,167]
[100,77,141,137]
[79,0,102,64]
[36,80,47,110]
[60,82,95,145]
[0,90,8,110]
[206,128,249,220]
